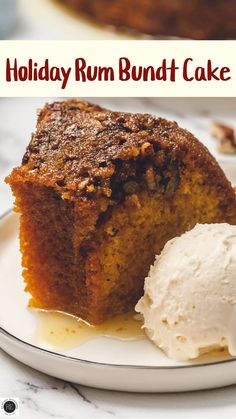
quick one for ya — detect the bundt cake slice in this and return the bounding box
[6,100,236,324]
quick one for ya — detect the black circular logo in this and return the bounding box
[3,400,16,414]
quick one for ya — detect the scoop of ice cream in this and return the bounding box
[135,223,236,361]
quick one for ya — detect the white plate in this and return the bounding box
[1,162,236,393]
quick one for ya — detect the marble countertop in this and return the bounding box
[1,2,236,417]
[2,347,236,419]
[3,346,236,419]
[1,97,236,419]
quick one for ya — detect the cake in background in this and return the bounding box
[59,0,236,40]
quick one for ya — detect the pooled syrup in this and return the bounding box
[35,310,145,349]
[33,310,231,362]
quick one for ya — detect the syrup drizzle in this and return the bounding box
[35,310,145,349]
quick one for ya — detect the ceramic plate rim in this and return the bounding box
[1,322,236,370]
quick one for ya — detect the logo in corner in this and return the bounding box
[0,399,19,417]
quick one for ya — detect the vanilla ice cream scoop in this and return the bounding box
[135,223,236,361]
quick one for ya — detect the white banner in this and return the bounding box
[0,40,235,97]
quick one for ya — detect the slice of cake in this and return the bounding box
[6,100,236,324]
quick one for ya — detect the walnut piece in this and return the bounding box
[211,121,236,155]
